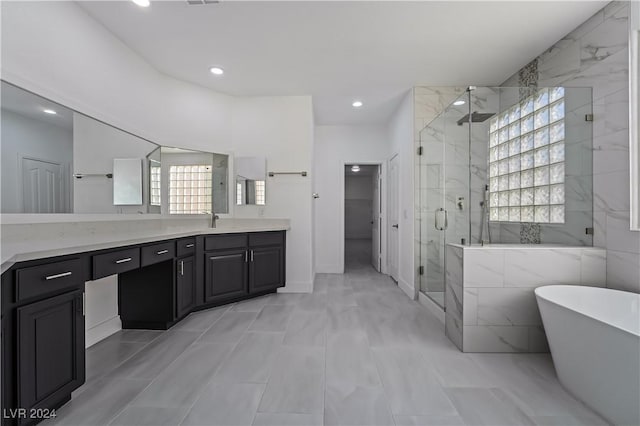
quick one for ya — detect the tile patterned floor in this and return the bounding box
[45,240,610,426]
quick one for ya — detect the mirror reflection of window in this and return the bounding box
[236,180,244,205]
[149,161,161,206]
[168,165,212,214]
[235,156,266,206]
[235,178,265,206]
[255,181,266,205]
[160,147,228,215]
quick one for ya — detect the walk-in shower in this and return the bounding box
[416,86,594,308]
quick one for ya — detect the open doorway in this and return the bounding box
[344,164,382,272]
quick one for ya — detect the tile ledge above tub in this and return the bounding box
[444,243,607,353]
[0,218,290,274]
[447,243,606,250]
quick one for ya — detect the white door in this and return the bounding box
[388,155,399,281]
[371,166,381,271]
[21,158,64,213]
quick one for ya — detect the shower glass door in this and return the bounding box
[418,91,472,308]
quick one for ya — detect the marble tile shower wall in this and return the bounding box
[445,245,607,353]
[501,1,640,293]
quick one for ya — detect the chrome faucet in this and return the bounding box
[202,211,220,228]
[211,212,220,228]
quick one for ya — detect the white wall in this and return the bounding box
[231,96,315,292]
[314,125,389,273]
[1,109,73,213]
[387,91,415,299]
[345,175,373,239]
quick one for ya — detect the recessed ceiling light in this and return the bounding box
[131,0,150,7]
[351,165,360,172]
[352,100,363,108]
[209,67,224,75]
[453,100,466,106]
[43,109,57,115]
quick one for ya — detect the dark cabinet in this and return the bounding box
[203,231,285,305]
[176,256,195,318]
[249,246,284,293]
[118,259,175,330]
[16,290,85,422]
[204,249,248,303]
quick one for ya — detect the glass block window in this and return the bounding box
[255,180,266,205]
[488,87,565,223]
[169,165,212,214]
[149,164,161,206]
[236,182,243,205]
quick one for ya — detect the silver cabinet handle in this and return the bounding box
[180,260,184,276]
[115,257,132,264]
[45,271,72,280]
[185,244,194,248]
[250,250,254,262]
[157,250,169,255]
[244,250,248,263]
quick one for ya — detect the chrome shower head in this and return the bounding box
[456,112,496,126]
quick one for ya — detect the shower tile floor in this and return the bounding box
[44,240,610,426]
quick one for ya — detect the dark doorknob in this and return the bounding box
[392,224,399,228]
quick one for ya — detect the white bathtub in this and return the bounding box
[535,285,640,426]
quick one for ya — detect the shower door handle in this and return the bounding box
[435,208,448,231]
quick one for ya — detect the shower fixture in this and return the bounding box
[456,111,495,126]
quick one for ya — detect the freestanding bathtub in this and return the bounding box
[535,285,640,426]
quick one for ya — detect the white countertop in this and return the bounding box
[1,218,289,274]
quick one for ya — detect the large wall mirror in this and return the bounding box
[1,81,229,215]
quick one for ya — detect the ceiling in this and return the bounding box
[78,1,607,125]
[1,82,74,131]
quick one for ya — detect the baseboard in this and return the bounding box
[315,264,342,274]
[398,278,415,300]
[86,316,121,348]
[418,292,445,325]
[278,280,313,293]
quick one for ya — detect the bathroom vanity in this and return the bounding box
[0,226,286,425]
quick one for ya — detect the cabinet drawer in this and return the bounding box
[205,234,247,251]
[249,231,284,247]
[92,248,140,280]
[141,241,175,267]
[176,238,196,257]
[15,259,83,302]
